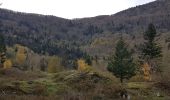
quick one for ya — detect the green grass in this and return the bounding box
[127,82,152,90]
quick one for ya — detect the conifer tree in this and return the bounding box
[141,24,162,59]
[84,54,92,66]
[140,24,162,72]
[107,37,136,83]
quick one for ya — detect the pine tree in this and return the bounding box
[107,37,136,83]
[141,23,162,59]
[140,24,162,72]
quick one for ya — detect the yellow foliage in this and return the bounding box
[142,62,151,81]
[3,59,12,69]
[15,45,27,65]
[16,53,27,65]
[48,56,62,73]
[77,59,91,72]
[16,45,27,53]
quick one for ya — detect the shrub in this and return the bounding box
[77,59,92,72]
[3,59,12,69]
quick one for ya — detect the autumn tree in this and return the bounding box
[3,59,12,69]
[15,45,27,70]
[77,59,92,72]
[107,37,136,83]
[142,62,151,81]
[140,24,162,73]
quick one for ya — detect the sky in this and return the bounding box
[0,0,155,19]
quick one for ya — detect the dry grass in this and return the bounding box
[0,68,45,81]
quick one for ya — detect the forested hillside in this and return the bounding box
[0,0,169,57]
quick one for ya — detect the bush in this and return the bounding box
[77,59,92,72]
[3,59,12,69]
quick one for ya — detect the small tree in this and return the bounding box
[107,37,136,83]
[142,62,151,81]
[40,57,48,71]
[83,54,92,66]
[0,34,6,67]
[3,59,12,69]
[140,24,162,72]
[15,45,27,70]
[77,59,92,72]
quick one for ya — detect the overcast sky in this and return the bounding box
[0,0,155,19]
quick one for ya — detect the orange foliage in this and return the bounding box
[77,59,91,72]
[16,53,27,64]
[142,62,151,81]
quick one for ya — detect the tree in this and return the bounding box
[107,37,136,83]
[15,45,27,70]
[77,59,92,72]
[40,57,48,71]
[83,54,92,66]
[61,47,84,69]
[3,59,12,69]
[140,24,162,72]
[142,62,151,81]
[0,34,6,67]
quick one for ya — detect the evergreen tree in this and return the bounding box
[0,34,6,53]
[140,24,162,72]
[84,54,92,66]
[141,24,162,59]
[107,37,136,83]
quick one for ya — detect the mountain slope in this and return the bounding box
[79,0,170,34]
[0,0,169,56]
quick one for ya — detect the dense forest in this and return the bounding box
[0,0,169,56]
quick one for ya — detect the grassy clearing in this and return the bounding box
[0,68,170,100]
[0,69,122,100]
